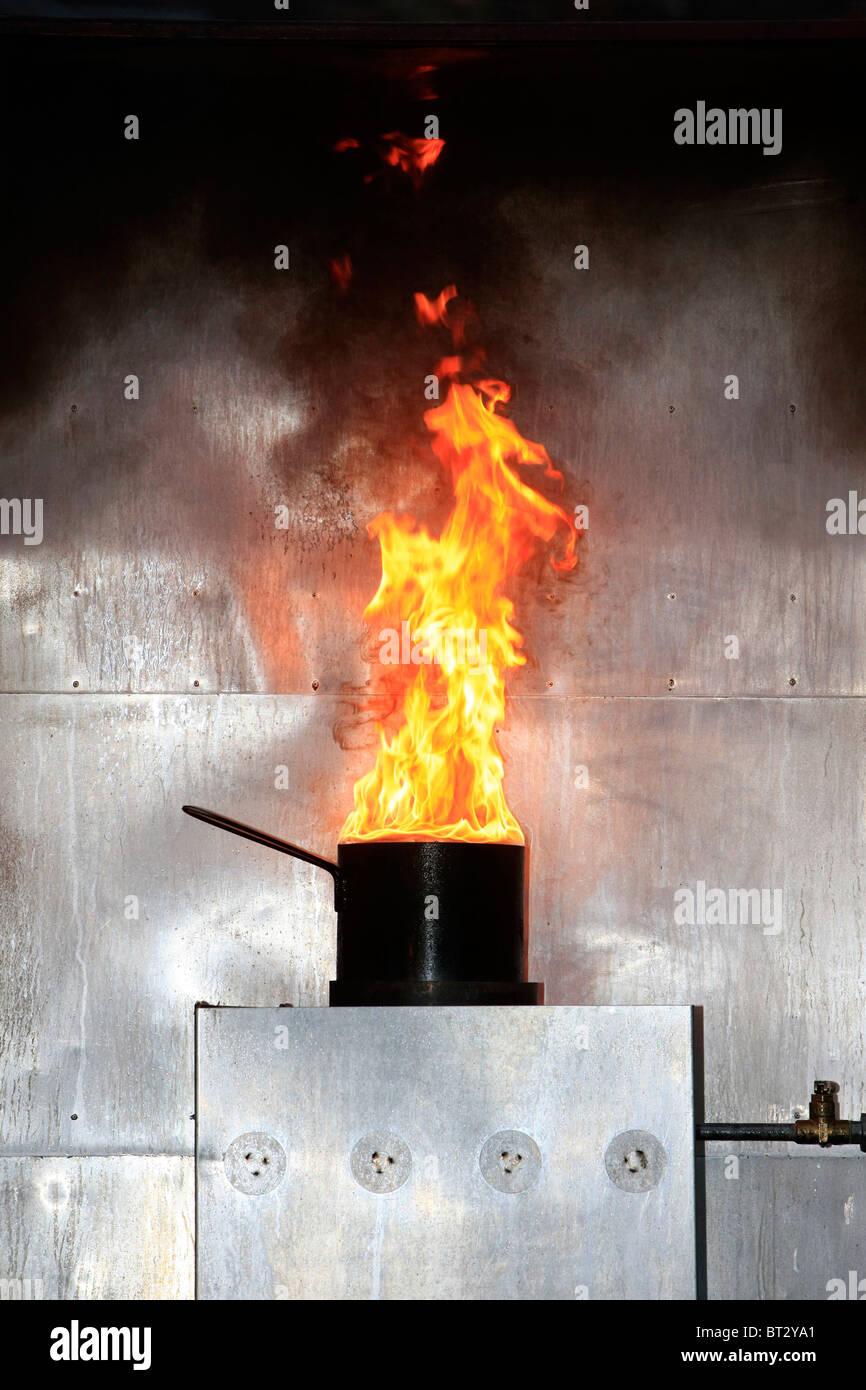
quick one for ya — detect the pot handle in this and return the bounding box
[182,805,342,908]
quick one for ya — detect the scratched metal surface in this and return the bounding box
[0,1156,193,1300]
[1,692,863,1160]
[197,1005,695,1300]
[704,1156,866,1301]
[0,35,864,1300]
[1,186,864,699]
[0,50,864,701]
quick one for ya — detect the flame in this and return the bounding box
[335,132,445,188]
[410,65,438,101]
[414,285,477,348]
[414,285,457,327]
[380,132,445,186]
[340,291,578,844]
[329,254,353,291]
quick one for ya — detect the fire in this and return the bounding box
[335,132,445,188]
[340,290,578,845]
[380,132,445,186]
[329,254,353,291]
[414,284,457,327]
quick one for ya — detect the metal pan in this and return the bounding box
[182,805,540,1005]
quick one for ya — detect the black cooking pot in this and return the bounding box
[182,805,540,1005]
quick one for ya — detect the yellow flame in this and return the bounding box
[340,302,577,843]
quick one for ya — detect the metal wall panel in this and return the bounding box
[513,695,866,1145]
[2,190,864,699]
[704,1156,866,1300]
[0,54,863,703]
[0,1156,193,1300]
[1,692,862,1159]
[0,694,337,1155]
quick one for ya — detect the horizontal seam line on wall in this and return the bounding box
[0,693,864,702]
[0,1152,194,1160]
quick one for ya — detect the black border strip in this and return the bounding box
[0,18,865,43]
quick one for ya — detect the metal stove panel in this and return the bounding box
[196,1005,696,1300]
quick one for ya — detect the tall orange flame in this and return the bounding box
[340,292,578,844]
